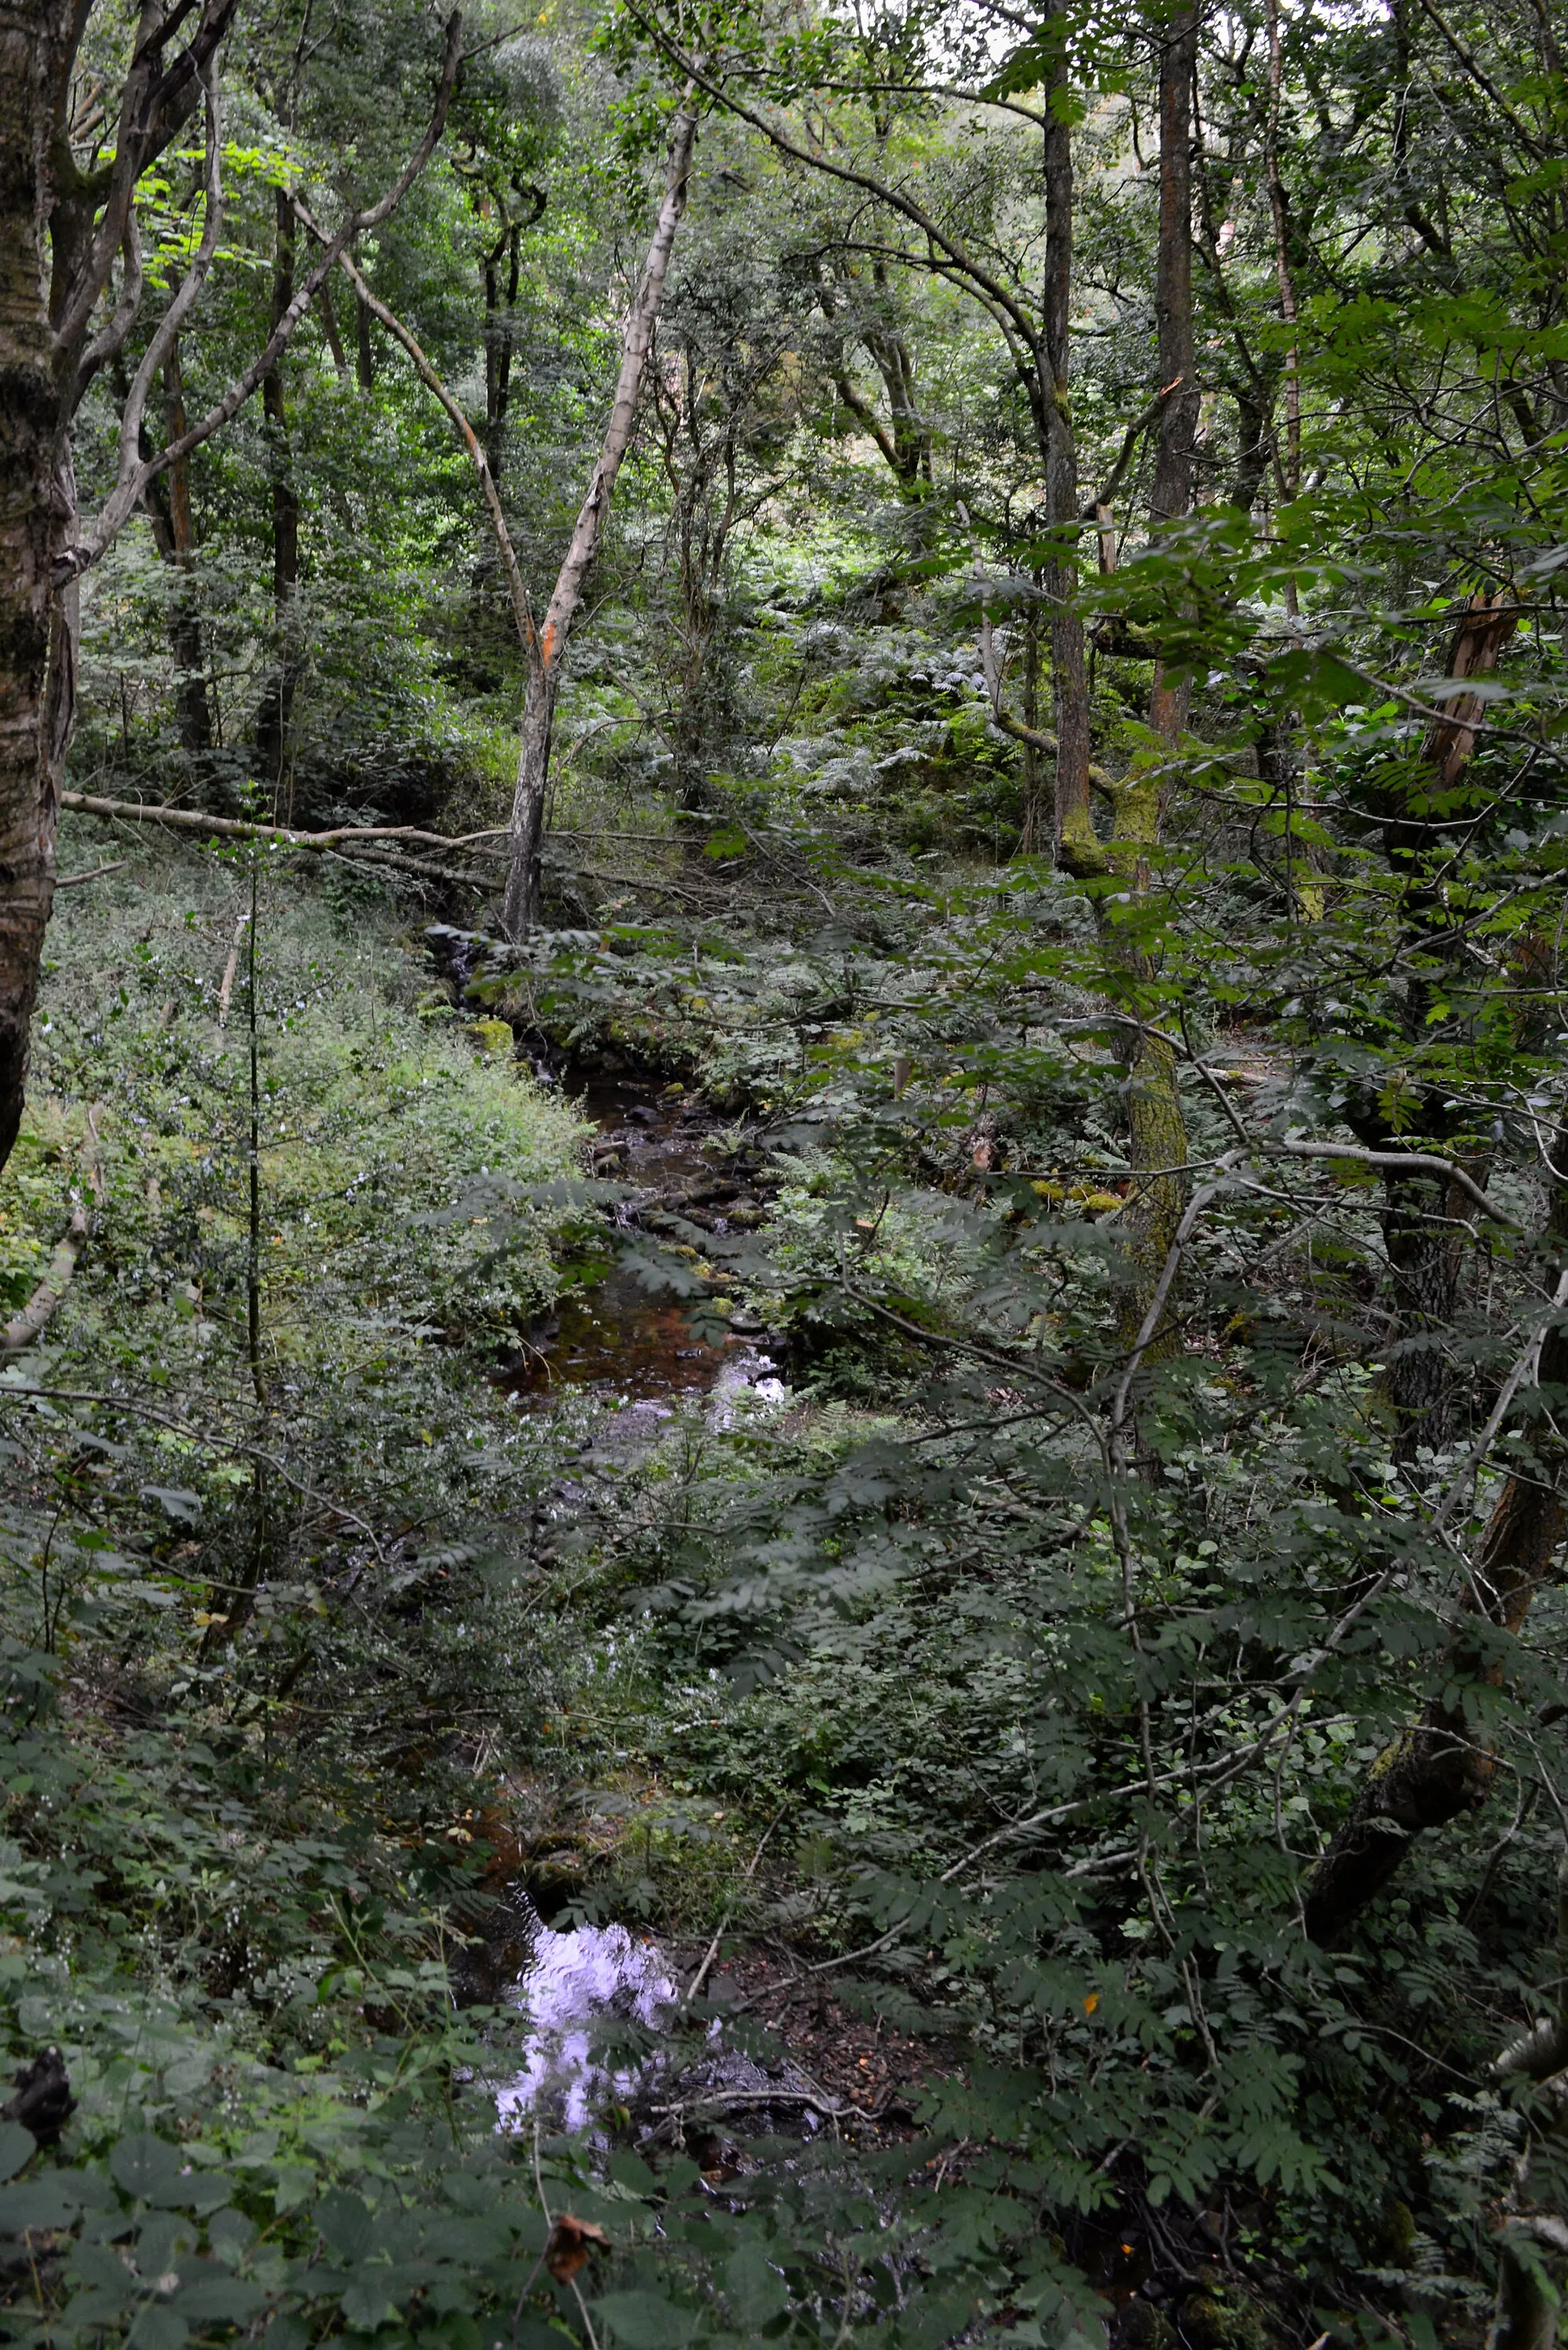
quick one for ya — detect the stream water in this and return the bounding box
[490,1898,822,2148]
[506,1073,783,1423]
[493,1069,794,2135]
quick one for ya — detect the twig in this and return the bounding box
[0,1379,387,1562]
[681,1803,789,2005]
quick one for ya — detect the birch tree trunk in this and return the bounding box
[500,99,699,939]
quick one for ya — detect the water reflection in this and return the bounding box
[494,1908,677,2135]
[493,1901,820,2147]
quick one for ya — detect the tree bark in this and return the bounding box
[1041,2,1093,866]
[0,0,71,1176]
[1078,2,1199,1375]
[1147,0,1201,749]
[1364,594,1519,1459]
[501,99,699,938]
[140,339,216,772]
[255,189,300,814]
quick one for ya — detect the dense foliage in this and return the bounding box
[4,0,1568,2344]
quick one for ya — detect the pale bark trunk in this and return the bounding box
[501,99,699,938]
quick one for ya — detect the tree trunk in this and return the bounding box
[501,99,699,938]
[1041,3,1092,865]
[862,267,931,501]
[1367,594,1519,1458]
[161,344,215,762]
[141,338,216,776]
[0,1,68,1174]
[0,0,457,1194]
[1148,0,1201,750]
[356,268,375,392]
[1088,2,1199,1372]
[255,190,300,813]
[1019,594,1044,851]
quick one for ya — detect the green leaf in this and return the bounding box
[0,2174,79,2231]
[110,2134,186,2205]
[340,2277,398,2330]
[170,2274,266,2322]
[316,2188,375,2261]
[0,2122,34,2182]
[724,2244,788,2325]
[591,2290,697,2348]
[126,2307,188,2350]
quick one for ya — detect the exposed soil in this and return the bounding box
[670,1938,966,2142]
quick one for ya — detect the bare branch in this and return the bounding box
[63,9,464,583]
[59,790,511,855]
[618,2,1057,418]
[111,57,223,502]
[77,218,145,397]
[296,211,532,654]
[53,0,240,360]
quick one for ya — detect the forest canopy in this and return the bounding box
[2,0,1567,2344]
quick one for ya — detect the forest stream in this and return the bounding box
[7,0,1566,2325]
[505,1073,783,1425]
[490,1070,807,2150]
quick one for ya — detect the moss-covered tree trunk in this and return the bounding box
[1057,0,1197,1367]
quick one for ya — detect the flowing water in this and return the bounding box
[493,1070,793,2132]
[505,1072,783,1427]
[490,1897,825,2147]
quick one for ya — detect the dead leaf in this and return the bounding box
[544,2214,609,2283]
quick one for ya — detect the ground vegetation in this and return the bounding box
[2,0,1568,2344]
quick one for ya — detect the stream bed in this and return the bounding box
[488,1067,797,2138]
[491,1898,827,2151]
[505,1071,784,1430]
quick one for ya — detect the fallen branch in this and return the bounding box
[327,843,497,891]
[60,791,511,856]
[1,1110,105,1355]
[55,860,128,888]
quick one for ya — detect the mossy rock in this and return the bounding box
[470,1017,515,1057]
[1180,2283,1268,2350]
[1112,2301,1176,2350]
